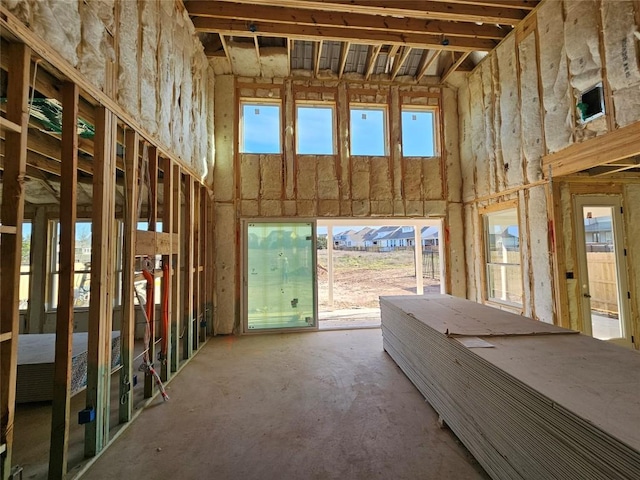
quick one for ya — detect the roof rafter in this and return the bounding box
[314,40,324,76]
[365,44,382,80]
[390,46,412,80]
[192,18,497,52]
[338,41,350,78]
[440,51,471,83]
[415,50,441,81]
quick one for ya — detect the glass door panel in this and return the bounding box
[574,196,631,346]
[245,222,316,331]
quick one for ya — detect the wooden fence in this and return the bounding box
[587,252,618,315]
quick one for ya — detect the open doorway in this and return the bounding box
[317,219,443,329]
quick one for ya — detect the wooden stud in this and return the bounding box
[118,130,139,424]
[364,44,382,81]
[183,176,195,359]
[48,82,79,480]
[199,187,208,343]
[416,50,441,82]
[390,46,412,81]
[144,146,158,399]
[440,52,471,84]
[171,164,182,372]
[0,42,30,480]
[0,117,22,134]
[253,36,262,77]
[338,41,351,79]
[193,186,201,350]
[85,107,117,457]
[313,40,324,77]
[161,156,173,381]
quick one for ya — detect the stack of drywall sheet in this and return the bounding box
[16,332,121,403]
[381,295,640,480]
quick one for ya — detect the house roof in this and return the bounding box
[186,0,540,82]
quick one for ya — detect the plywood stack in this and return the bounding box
[381,295,640,480]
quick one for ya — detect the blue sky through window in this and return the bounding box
[402,110,435,157]
[350,108,386,156]
[297,106,334,154]
[242,104,281,153]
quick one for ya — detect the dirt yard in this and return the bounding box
[317,249,440,310]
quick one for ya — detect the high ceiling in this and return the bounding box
[185,0,540,82]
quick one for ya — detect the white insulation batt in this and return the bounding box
[458,83,475,202]
[538,0,573,153]
[564,0,607,140]
[481,62,497,194]
[4,0,215,179]
[469,71,489,198]
[443,88,462,203]
[117,0,139,117]
[528,186,554,324]
[602,0,640,127]
[518,33,544,183]
[497,36,523,189]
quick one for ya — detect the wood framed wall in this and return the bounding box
[0,32,215,480]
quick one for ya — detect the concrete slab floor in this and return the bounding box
[83,329,489,480]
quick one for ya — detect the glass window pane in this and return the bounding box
[402,110,435,157]
[247,222,315,330]
[297,106,334,154]
[241,103,281,154]
[484,208,521,305]
[350,107,386,156]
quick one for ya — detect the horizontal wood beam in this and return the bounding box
[0,117,22,134]
[543,122,640,177]
[441,51,471,84]
[192,18,497,52]
[135,230,179,256]
[205,0,528,24]
[186,1,507,39]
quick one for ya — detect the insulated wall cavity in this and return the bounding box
[117,0,139,117]
[528,185,554,324]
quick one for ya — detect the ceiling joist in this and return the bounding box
[415,50,441,82]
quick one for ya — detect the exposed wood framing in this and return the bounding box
[192,17,497,52]
[543,122,640,177]
[161,156,174,381]
[144,146,158,399]
[171,164,182,372]
[199,187,208,342]
[415,50,441,82]
[364,44,382,81]
[441,51,471,84]
[0,42,30,480]
[119,130,139,424]
[390,46,412,80]
[183,175,195,359]
[48,82,79,480]
[338,41,350,78]
[84,107,117,457]
[313,40,324,77]
[253,36,262,77]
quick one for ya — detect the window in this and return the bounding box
[240,102,281,154]
[49,220,92,309]
[402,108,436,157]
[19,222,32,310]
[483,207,522,306]
[296,104,335,155]
[350,106,387,156]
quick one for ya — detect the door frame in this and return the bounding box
[573,195,632,347]
[241,218,318,334]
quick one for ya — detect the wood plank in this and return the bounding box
[0,42,30,480]
[338,41,350,79]
[441,52,471,84]
[364,44,382,81]
[416,50,441,82]
[390,46,412,81]
[160,156,173,381]
[135,231,176,256]
[170,164,182,373]
[186,1,508,39]
[192,17,497,52]
[119,130,139,424]
[84,107,116,457]
[209,0,528,23]
[542,122,640,177]
[0,116,22,134]
[48,82,79,480]
[0,333,11,343]
[313,40,323,77]
[183,176,195,360]
[0,226,17,235]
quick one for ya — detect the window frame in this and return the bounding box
[480,202,523,309]
[400,106,439,158]
[239,99,283,155]
[18,221,32,312]
[295,102,336,155]
[349,104,389,157]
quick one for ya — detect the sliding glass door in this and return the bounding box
[244,221,317,332]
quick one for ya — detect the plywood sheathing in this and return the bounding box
[518,32,544,183]
[538,0,573,153]
[564,0,607,142]
[602,0,640,128]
